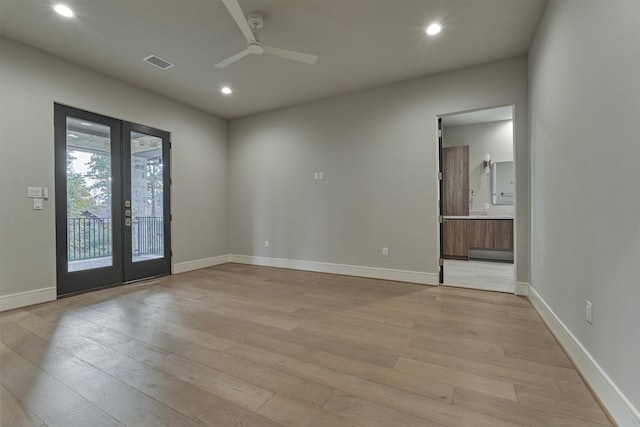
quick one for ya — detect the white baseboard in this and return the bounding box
[528,286,640,427]
[515,281,529,296]
[228,254,439,285]
[0,287,56,312]
[172,255,231,274]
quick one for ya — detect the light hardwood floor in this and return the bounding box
[1,264,613,427]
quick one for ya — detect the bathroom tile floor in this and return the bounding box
[443,259,514,293]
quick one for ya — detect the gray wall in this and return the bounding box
[229,57,530,282]
[443,120,514,215]
[0,38,228,297]
[529,0,640,412]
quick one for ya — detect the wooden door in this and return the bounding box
[442,146,469,216]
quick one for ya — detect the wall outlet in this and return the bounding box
[382,247,389,256]
[265,240,269,248]
[586,300,592,324]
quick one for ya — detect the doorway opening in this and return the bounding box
[55,104,171,296]
[437,105,516,293]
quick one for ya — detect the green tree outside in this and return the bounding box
[85,153,112,210]
[66,151,96,217]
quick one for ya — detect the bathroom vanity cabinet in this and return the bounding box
[443,218,513,260]
[441,145,514,261]
[443,219,469,260]
[470,219,513,250]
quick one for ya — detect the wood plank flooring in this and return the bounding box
[0,264,613,427]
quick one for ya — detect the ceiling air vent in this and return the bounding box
[143,54,174,70]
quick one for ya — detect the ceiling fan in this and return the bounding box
[215,0,318,68]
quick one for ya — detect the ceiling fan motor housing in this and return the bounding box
[247,42,265,54]
[247,13,263,29]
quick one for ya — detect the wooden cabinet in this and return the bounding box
[443,219,469,260]
[441,144,513,259]
[469,219,493,249]
[442,146,469,260]
[469,219,513,250]
[442,146,469,216]
[493,220,514,250]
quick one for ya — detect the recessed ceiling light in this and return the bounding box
[426,23,442,36]
[221,87,232,95]
[53,4,75,18]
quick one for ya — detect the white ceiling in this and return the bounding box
[0,0,547,119]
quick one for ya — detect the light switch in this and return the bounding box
[33,198,43,210]
[43,187,49,200]
[319,172,324,180]
[314,172,319,181]
[28,187,43,198]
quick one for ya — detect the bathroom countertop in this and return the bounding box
[443,215,514,219]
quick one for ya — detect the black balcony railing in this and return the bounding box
[68,217,112,261]
[135,216,163,256]
[68,216,164,261]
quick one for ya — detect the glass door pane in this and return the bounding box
[65,117,113,272]
[55,104,123,297]
[130,131,164,263]
[123,122,171,282]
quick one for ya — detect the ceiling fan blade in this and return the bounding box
[221,0,256,42]
[263,45,318,65]
[214,49,251,68]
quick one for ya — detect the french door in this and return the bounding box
[55,104,171,296]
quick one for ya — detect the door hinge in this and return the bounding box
[169,142,172,149]
[438,129,442,138]
[170,214,173,221]
[438,171,443,180]
[170,250,173,257]
[439,258,444,267]
[438,215,443,223]
[169,178,172,185]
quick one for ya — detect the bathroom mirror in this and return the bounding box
[492,161,514,205]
